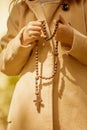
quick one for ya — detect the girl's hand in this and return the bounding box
[21,21,42,45]
[55,14,74,48]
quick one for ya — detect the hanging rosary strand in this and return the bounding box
[42,20,59,41]
[33,20,59,113]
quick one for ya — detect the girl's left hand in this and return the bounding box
[55,14,74,48]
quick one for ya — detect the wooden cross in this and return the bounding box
[33,95,43,113]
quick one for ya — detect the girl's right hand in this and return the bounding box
[21,21,42,46]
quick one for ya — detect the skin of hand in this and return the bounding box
[55,14,74,48]
[21,20,43,45]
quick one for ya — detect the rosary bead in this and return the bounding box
[54,71,56,75]
[36,63,38,67]
[35,52,38,55]
[36,55,38,59]
[36,70,38,73]
[35,67,38,70]
[35,83,38,87]
[55,52,58,55]
[43,28,46,31]
[36,88,38,91]
[35,82,38,86]
[44,77,48,80]
[35,92,39,95]
[54,68,57,71]
[36,59,38,62]
[55,63,57,66]
[35,65,38,69]
[35,76,39,80]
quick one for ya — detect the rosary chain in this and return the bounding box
[42,20,59,41]
[34,20,59,112]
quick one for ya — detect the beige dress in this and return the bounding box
[0,0,87,130]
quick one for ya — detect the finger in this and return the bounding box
[29,21,42,27]
[28,30,41,37]
[38,20,45,24]
[58,13,68,25]
[28,35,41,42]
[28,26,42,31]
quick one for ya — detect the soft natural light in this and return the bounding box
[0,0,10,38]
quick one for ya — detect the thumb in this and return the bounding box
[58,13,67,25]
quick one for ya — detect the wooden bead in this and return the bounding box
[35,92,39,95]
[36,88,38,91]
[35,76,39,80]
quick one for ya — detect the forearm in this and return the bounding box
[0,31,35,76]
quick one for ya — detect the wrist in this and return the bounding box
[20,31,32,46]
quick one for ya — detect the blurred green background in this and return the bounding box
[0,0,18,130]
[0,74,18,130]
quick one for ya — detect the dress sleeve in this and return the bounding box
[66,1,87,65]
[0,3,34,76]
[67,29,87,65]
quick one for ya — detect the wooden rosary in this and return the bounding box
[33,20,59,113]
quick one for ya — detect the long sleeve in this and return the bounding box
[0,3,34,76]
[67,1,87,65]
[67,29,87,65]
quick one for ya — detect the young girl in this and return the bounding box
[0,0,87,130]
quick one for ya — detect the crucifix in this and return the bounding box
[33,94,43,113]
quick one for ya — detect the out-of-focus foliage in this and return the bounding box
[0,73,19,130]
[0,0,19,130]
